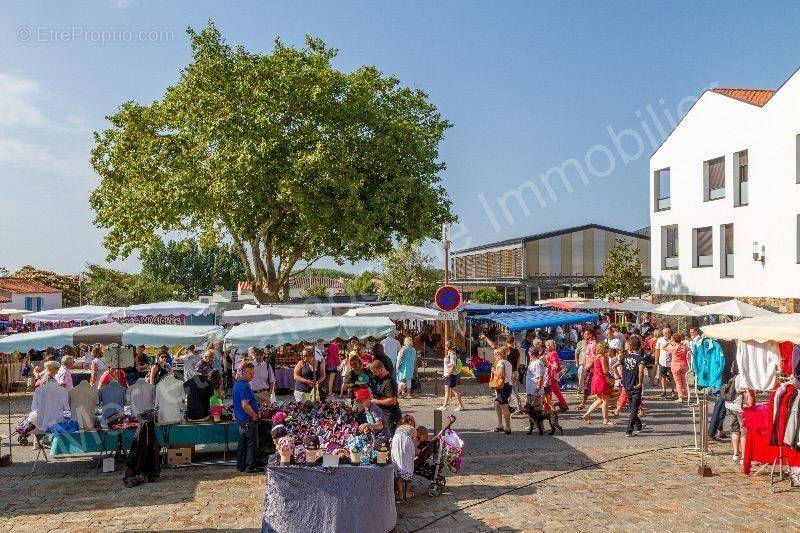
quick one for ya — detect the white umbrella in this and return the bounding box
[652,300,704,317]
[695,299,775,318]
[702,313,800,344]
[610,299,657,313]
[344,303,441,321]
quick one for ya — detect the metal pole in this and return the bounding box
[442,224,451,350]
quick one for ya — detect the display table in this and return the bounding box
[262,464,397,533]
[742,403,800,474]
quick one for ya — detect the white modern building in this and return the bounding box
[650,67,800,312]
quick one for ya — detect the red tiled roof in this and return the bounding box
[711,88,775,107]
[0,291,10,303]
[0,277,61,295]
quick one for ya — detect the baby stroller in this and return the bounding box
[14,417,36,446]
[414,415,459,497]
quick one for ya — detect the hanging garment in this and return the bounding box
[155,374,184,423]
[30,380,69,432]
[777,387,798,448]
[770,383,791,445]
[124,417,161,486]
[184,378,212,421]
[779,342,795,375]
[691,338,726,392]
[783,392,800,448]
[68,380,99,430]
[99,381,127,423]
[126,380,156,416]
[735,340,781,392]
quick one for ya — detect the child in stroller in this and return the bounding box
[14,415,37,446]
[413,415,458,496]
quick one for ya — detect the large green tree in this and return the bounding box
[140,238,247,299]
[594,239,647,300]
[84,265,179,307]
[378,242,440,306]
[90,22,454,302]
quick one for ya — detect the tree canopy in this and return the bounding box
[345,271,378,296]
[471,287,504,305]
[594,239,646,300]
[140,238,246,299]
[84,265,180,307]
[377,242,440,306]
[90,22,454,302]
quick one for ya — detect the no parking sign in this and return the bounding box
[435,285,462,312]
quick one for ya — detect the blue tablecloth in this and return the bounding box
[262,464,396,533]
[50,421,238,457]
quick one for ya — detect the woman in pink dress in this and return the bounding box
[667,333,690,402]
[583,343,613,425]
[544,340,569,411]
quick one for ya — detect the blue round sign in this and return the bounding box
[435,285,462,312]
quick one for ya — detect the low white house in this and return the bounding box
[650,67,800,312]
[0,278,63,312]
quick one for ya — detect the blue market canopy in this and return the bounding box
[224,316,395,349]
[461,304,543,315]
[467,310,599,332]
[0,323,225,353]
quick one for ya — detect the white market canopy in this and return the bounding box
[220,305,311,325]
[0,308,33,320]
[702,313,800,344]
[224,316,395,349]
[22,305,123,324]
[652,300,704,317]
[0,323,225,353]
[344,304,441,321]
[112,300,217,318]
[269,302,369,317]
[610,299,657,313]
[695,299,775,318]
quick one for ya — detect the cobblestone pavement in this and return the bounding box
[1,385,797,531]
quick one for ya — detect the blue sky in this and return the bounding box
[2,1,800,275]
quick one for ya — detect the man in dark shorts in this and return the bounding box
[368,360,402,435]
[621,337,645,437]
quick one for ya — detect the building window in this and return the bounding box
[720,224,734,277]
[693,226,713,267]
[796,135,800,184]
[704,156,725,201]
[654,168,671,211]
[661,225,679,269]
[23,296,43,312]
[734,150,748,206]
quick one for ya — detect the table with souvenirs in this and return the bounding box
[259,400,396,533]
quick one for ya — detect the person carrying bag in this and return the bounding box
[490,348,513,434]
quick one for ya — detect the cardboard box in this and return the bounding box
[167,445,193,465]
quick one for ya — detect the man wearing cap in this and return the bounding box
[355,388,390,441]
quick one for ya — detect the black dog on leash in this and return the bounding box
[524,400,564,436]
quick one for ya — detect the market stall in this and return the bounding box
[111,300,218,325]
[226,316,395,390]
[220,305,311,325]
[701,314,800,490]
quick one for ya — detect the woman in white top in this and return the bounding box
[438,342,464,412]
[89,345,106,388]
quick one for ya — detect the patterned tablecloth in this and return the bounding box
[262,464,397,533]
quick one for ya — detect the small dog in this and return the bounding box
[524,399,564,436]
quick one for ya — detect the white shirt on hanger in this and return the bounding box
[31,380,69,431]
[68,380,99,430]
[155,374,184,423]
[126,380,156,416]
